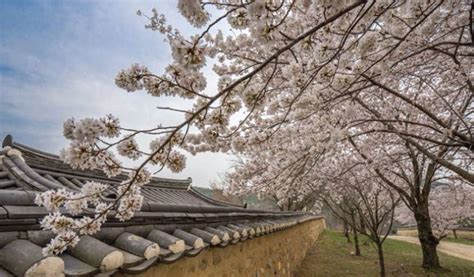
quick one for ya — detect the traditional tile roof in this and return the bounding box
[0,135,318,276]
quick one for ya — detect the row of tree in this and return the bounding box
[35,2,473,275]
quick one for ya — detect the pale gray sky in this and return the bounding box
[0,1,234,187]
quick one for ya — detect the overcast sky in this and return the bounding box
[0,0,234,188]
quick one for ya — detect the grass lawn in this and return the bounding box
[443,237,474,246]
[297,230,474,276]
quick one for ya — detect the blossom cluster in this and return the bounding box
[35,181,111,255]
[42,0,473,257]
[396,184,474,239]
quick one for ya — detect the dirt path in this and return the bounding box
[388,236,474,262]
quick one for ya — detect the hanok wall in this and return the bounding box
[118,218,326,277]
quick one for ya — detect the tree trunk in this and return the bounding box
[376,243,386,277]
[350,212,361,255]
[344,221,351,243]
[414,208,441,269]
[359,215,366,235]
[352,227,361,256]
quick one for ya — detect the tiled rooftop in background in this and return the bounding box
[0,135,318,276]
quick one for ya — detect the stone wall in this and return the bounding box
[119,218,326,277]
[397,228,474,240]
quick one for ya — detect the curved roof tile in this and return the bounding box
[0,135,319,276]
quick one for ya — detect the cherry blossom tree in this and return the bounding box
[227,122,471,271]
[34,1,473,272]
[396,182,474,240]
[320,179,399,277]
[262,143,400,277]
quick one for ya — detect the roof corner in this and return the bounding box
[2,134,13,148]
[186,177,192,190]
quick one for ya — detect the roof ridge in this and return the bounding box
[189,188,244,208]
[1,135,193,189]
[6,138,62,160]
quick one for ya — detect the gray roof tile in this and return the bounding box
[0,208,6,220]
[120,250,144,268]
[60,254,98,277]
[0,267,14,277]
[0,135,319,276]
[2,206,48,219]
[0,240,47,276]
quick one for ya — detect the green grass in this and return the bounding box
[443,237,474,246]
[297,230,474,276]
